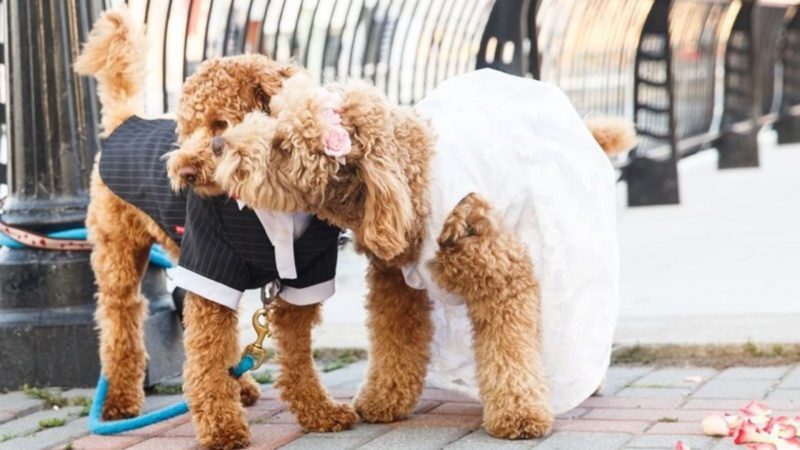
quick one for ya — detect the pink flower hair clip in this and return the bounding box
[316,87,351,165]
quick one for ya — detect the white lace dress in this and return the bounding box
[401,69,620,414]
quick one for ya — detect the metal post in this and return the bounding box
[718,0,760,168]
[476,0,533,76]
[776,8,800,144]
[0,0,183,389]
[625,0,680,206]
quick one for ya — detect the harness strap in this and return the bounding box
[0,221,92,251]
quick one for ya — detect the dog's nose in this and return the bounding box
[211,136,226,157]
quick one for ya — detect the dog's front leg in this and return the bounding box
[431,193,554,439]
[271,297,358,431]
[354,262,433,423]
[183,292,250,450]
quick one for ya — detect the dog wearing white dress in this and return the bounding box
[211,69,629,439]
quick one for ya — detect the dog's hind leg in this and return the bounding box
[183,293,250,449]
[88,183,154,420]
[430,193,554,439]
[271,298,358,431]
[353,262,433,423]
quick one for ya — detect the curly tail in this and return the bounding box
[75,7,146,136]
[585,116,637,156]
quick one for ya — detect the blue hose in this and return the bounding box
[88,355,256,435]
[0,227,174,268]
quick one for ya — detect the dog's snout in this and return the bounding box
[211,136,226,157]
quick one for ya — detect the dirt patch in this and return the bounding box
[612,343,800,369]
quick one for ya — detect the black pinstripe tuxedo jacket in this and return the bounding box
[98,116,340,307]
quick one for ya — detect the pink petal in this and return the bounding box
[747,445,777,450]
[737,420,775,445]
[741,401,774,418]
[675,440,690,450]
[684,376,703,383]
[702,413,732,437]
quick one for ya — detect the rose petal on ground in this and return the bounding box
[702,413,733,436]
[684,376,704,383]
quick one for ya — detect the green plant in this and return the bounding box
[253,371,273,384]
[22,385,68,408]
[38,417,66,428]
[152,383,182,395]
[0,433,16,442]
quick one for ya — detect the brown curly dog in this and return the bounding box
[210,73,630,439]
[76,9,355,450]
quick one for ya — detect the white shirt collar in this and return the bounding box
[236,200,312,280]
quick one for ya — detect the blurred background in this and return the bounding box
[0,0,798,392]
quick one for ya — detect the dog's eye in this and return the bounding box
[211,120,228,132]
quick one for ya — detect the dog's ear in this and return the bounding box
[357,149,413,261]
[254,64,299,113]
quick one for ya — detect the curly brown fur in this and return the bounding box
[353,261,433,423]
[76,8,310,447]
[430,193,554,439]
[585,116,636,156]
[213,75,620,438]
[270,298,358,431]
[182,293,250,450]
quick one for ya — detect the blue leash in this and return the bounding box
[88,355,256,435]
[0,227,174,268]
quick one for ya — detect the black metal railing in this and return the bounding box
[2,0,800,205]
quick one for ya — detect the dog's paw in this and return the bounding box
[196,413,250,450]
[299,401,358,432]
[483,404,554,440]
[101,388,143,420]
[437,193,498,248]
[238,373,261,407]
[353,391,414,424]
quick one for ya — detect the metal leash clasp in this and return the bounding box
[242,281,281,371]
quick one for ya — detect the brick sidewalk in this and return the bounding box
[1,363,798,449]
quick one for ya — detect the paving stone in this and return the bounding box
[766,388,800,403]
[709,438,741,450]
[320,361,368,388]
[582,408,716,422]
[682,399,797,411]
[631,368,717,389]
[420,389,477,403]
[625,434,714,449]
[162,420,196,437]
[615,387,691,399]
[555,408,588,420]
[444,429,537,449]
[0,413,13,425]
[122,415,190,437]
[142,394,184,412]
[553,420,649,434]
[62,388,97,400]
[126,436,197,450]
[0,406,83,438]
[0,417,89,450]
[599,367,654,396]
[282,436,370,449]
[535,431,633,450]
[646,421,704,435]
[396,414,483,429]
[778,366,800,388]
[0,391,46,417]
[692,379,774,399]
[360,426,471,449]
[249,423,304,449]
[715,366,791,381]
[304,423,390,441]
[71,434,146,450]
[580,397,683,409]
[429,402,483,416]
[414,400,444,414]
